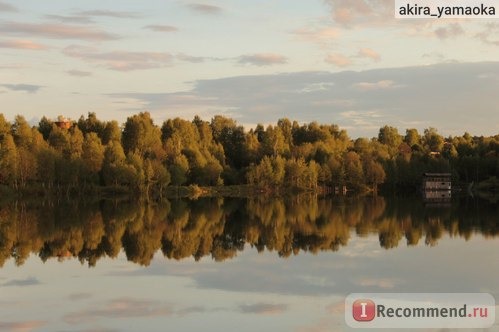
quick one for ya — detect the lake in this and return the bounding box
[0,195,498,331]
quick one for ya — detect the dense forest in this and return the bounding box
[0,196,497,267]
[0,112,498,197]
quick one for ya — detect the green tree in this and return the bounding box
[101,120,121,145]
[364,158,386,192]
[0,114,10,140]
[404,128,421,147]
[284,158,307,188]
[150,160,171,197]
[423,127,444,152]
[378,125,402,157]
[0,134,19,187]
[277,118,293,147]
[36,147,57,190]
[261,125,288,157]
[102,141,128,186]
[344,151,364,189]
[48,126,70,156]
[17,147,37,188]
[169,155,189,186]
[122,112,162,159]
[77,112,105,137]
[247,156,285,187]
[11,115,33,149]
[82,133,105,174]
[37,116,53,140]
[69,126,84,159]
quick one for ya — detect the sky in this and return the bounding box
[0,0,498,137]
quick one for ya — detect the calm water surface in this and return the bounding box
[0,196,498,332]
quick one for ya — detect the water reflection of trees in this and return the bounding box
[0,196,497,267]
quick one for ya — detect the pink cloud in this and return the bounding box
[358,48,381,61]
[0,321,46,332]
[325,53,352,67]
[144,25,178,32]
[0,22,119,41]
[352,80,397,91]
[63,298,174,324]
[326,300,345,314]
[63,45,173,71]
[75,10,140,18]
[188,3,223,14]
[0,39,48,50]
[325,0,393,27]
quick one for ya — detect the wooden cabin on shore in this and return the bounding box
[422,173,452,205]
[422,173,452,191]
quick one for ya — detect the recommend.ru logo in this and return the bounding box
[345,293,495,329]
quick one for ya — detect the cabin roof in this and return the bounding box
[423,173,451,177]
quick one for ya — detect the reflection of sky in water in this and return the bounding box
[1,234,498,332]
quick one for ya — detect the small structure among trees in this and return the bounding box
[422,173,452,191]
[54,116,73,130]
[422,173,452,204]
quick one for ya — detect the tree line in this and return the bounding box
[0,112,498,196]
[0,196,496,267]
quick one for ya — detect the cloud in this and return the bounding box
[75,10,141,19]
[475,23,499,46]
[299,82,335,93]
[44,14,94,24]
[339,110,383,129]
[352,80,398,91]
[67,292,94,301]
[63,298,213,325]
[326,300,345,314]
[175,306,209,316]
[187,3,223,14]
[109,62,499,138]
[327,49,380,67]
[2,276,41,286]
[422,52,446,61]
[358,48,380,61]
[0,22,119,41]
[144,25,178,32]
[238,53,287,66]
[0,39,48,50]
[0,1,16,12]
[0,84,43,94]
[325,0,393,27]
[108,92,219,118]
[0,321,46,331]
[67,70,92,77]
[434,23,465,40]
[63,45,173,71]
[176,53,211,63]
[63,298,174,324]
[238,303,287,315]
[325,53,351,67]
